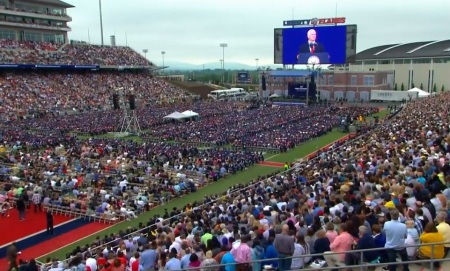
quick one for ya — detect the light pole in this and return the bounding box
[255,58,259,70]
[161,51,166,68]
[142,49,148,59]
[98,0,104,46]
[220,43,227,84]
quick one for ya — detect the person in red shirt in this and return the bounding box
[117,251,127,266]
[131,252,140,271]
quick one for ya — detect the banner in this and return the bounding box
[0,64,99,69]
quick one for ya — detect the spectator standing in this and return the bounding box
[384,209,409,271]
[16,197,26,221]
[324,223,353,269]
[47,210,54,235]
[140,243,158,271]
[274,225,295,271]
[231,235,252,271]
[436,211,450,256]
[164,249,181,271]
[7,242,18,271]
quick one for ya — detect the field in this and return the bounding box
[37,108,388,260]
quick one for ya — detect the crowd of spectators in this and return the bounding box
[0,71,190,117]
[147,105,378,149]
[0,39,152,66]
[0,39,59,51]
[3,93,448,271]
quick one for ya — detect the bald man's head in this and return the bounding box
[282,224,289,234]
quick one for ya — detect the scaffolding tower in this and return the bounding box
[114,87,141,134]
[120,109,141,134]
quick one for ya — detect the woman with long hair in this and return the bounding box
[157,252,168,271]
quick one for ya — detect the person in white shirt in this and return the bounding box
[291,235,307,269]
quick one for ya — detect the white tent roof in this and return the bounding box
[407,87,430,97]
[181,110,199,117]
[163,111,187,120]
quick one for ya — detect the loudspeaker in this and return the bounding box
[129,95,136,110]
[112,94,120,110]
[261,75,266,91]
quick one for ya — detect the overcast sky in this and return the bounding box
[65,0,449,67]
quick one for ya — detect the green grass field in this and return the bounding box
[39,108,387,260]
[38,131,348,260]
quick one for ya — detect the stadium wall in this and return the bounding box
[348,61,450,92]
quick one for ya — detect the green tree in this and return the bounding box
[394,83,398,90]
[420,83,423,90]
[411,82,415,88]
[433,83,437,93]
[401,83,405,91]
[442,85,445,92]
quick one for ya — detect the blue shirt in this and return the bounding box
[384,220,407,249]
[140,249,157,270]
[165,258,181,271]
[180,253,191,269]
[221,252,237,271]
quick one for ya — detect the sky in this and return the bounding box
[65,0,450,67]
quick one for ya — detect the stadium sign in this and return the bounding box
[283,17,346,27]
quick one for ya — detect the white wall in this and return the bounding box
[350,60,450,92]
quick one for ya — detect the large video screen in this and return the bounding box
[278,25,349,65]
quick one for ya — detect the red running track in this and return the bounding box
[0,221,109,270]
[0,209,73,247]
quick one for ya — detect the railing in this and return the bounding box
[37,241,450,271]
[34,106,404,267]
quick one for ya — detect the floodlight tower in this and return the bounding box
[220,43,227,83]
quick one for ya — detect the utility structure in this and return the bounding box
[113,88,141,134]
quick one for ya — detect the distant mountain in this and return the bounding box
[164,61,258,70]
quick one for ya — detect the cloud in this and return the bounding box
[65,0,450,66]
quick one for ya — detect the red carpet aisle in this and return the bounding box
[0,222,109,270]
[0,209,73,246]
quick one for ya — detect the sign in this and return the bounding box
[236,72,251,84]
[283,17,346,27]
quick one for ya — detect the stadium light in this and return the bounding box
[98,0,104,46]
[142,49,148,59]
[220,43,227,83]
[161,51,166,68]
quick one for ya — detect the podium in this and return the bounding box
[298,53,330,65]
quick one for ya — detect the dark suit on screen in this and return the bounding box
[298,42,325,54]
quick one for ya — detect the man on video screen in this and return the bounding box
[297,29,325,58]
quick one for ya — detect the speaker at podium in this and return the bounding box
[297,53,330,65]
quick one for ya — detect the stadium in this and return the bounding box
[0,1,449,271]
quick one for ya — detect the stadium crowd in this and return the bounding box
[3,93,448,271]
[0,39,152,66]
[0,71,190,117]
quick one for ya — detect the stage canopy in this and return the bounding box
[407,87,430,98]
[163,111,187,120]
[163,110,200,120]
[181,110,199,118]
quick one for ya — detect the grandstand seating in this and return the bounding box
[0,39,153,66]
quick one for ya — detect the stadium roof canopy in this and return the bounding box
[269,70,313,77]
[34,0,74,8]
[356,40,450,60]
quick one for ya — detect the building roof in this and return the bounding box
[356,40,450,60]
[268,70,312,77]
[31,0,74,8]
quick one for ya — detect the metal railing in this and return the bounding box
[37,241,450,271]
